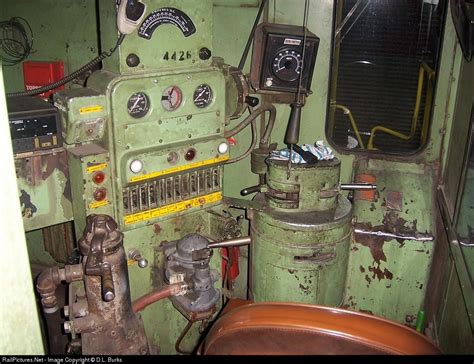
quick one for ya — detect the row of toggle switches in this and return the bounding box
[122,166,222,215]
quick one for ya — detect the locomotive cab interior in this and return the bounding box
[0,0,473,356]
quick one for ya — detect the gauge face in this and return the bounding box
[193,84,213,109]
[127,92,150,118]
[272,49,303,82]
[161,86,183,111]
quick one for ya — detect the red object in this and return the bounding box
[22,60,64,99]
[92,171,106,185]
[93,188,107,202]
[221,247,240,282]
[185,148,196,161]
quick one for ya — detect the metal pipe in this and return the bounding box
[340,183,377,190]
[354,228,433,242]
[208,236,252,249]
[132,283,185,313]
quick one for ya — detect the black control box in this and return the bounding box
[7,96,62,154]
[250,23,319,94]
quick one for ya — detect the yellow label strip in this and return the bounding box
[89,199,109,210]
[86,163,108,174]
[80,105,104,114]
[129,155,229,183]
[124,192,222,225]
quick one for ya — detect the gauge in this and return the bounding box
[127,92,150,118]
[161,86,183,111]
[193,84,213,109]
[272,49,303,82]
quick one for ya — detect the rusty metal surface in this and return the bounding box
[15,148,73,231]
[201,302,441,355]
[42,222,76,263]
[67,215,148,355]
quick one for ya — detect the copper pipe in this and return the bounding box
[132,283,183,313]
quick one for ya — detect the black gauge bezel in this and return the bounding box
[127,92,151,118]
[193,84,213,109]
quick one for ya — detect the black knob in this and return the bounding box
[126,53,140,67]
[245,96,259,108]
[199,47,212,60]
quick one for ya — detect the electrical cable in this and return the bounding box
[0,17,34,66]
[238,0,267,71]
[6,34,125,98]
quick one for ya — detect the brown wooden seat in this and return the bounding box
[201,301,441,355]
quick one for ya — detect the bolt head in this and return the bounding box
[138,258,148,268]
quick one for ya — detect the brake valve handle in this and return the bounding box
[80,215,124,302]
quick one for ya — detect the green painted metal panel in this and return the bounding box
[438,264,474,353]
[345,159,435,325]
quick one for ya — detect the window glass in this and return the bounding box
[327,0,447,154]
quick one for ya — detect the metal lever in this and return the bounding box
[84,216,116,302]
[284,102,303,145]
[241,185,261,196]
[340,183,377,190]
[320,183,377,199]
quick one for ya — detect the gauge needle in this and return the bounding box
[129,98,140,111]
[168,87,175,107]
[194,89,206,102]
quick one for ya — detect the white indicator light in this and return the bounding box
[130,159,143,174]
[218,142,229,154]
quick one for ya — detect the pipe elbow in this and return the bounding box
[36,266,64,312]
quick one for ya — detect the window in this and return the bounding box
[326,0,447,154]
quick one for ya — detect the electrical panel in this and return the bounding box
[250,23,319,95]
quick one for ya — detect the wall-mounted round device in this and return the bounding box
[127,92,150,118]
[161,86,183,111]
[272,49,303,82]
[193,84,213,108]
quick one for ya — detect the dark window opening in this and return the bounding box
[326,0,447,154]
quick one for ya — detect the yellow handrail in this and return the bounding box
[331,103,366,149]
[367,62,435,150]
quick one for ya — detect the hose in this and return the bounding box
[225,116,257,164]
[224,104,276,165]
[132,283,183,313]
[6,34,125,98]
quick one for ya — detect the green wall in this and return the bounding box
[1,0,98,93]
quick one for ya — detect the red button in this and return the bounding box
[92,171,105,185]
[185,149,196,161]
[93,188,107,202]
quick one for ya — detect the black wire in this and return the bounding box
[6,33,125,98]
[0,17,34,66]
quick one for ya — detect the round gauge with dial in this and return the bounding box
[127,92,150,118]
[193,84,213,109]
[272,49,303,82]
[161,86,183,111]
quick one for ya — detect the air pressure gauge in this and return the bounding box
[127,92,150,118]
[161,86,183,111]
[193,84,213,108]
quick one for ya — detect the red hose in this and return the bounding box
[132,284,182,313]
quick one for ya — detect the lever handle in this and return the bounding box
[101,263,115,302]
[284,102,303,145]
[241,185,261,196]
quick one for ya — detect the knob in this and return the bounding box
[245,96,260,108]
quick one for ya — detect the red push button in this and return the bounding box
[93,188,107,202]
[92,171,105,185]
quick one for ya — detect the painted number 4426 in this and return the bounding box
[163,51,192,61]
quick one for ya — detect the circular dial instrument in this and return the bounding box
[272,49,303,82]
[127,92,150,118]
[161,86,183,111]
[193,84,213,108]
